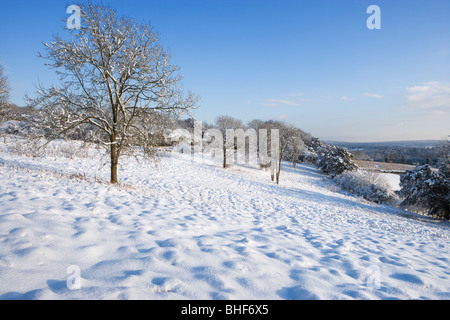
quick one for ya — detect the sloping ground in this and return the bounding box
[0,137,449,300]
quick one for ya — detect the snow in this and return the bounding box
[378,173,401,191]
[0,136,449,300]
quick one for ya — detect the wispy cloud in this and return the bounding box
[364,93,384,99]
[262,99,299,107]
[405,81,450,112]
[339,96,353,101]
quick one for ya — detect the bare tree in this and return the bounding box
[286,127,305,168]
[248,119,266,166]
[214,115,243,168]
[275,122,299,184]
[0,63,9,105]
[27,3,199,183]
[0,63,11,121]
[260,120,300,184]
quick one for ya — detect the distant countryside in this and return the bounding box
[332,140,448,168]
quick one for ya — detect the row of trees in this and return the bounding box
[168,115,315,185]
[211,116,310,184]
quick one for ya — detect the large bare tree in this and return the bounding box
[27,3,198,183]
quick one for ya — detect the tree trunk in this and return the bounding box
[276,153,283,185]
[110,138,118,184]
[270,159,275,181]
[111,159,118,184]
[276,164,280,185]
[223,145,227,169]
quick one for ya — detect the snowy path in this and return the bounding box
[0,138,449,299]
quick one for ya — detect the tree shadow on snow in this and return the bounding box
[276,286,319,300]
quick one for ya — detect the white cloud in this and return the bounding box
[340,96,352,101]
[405,81,450,110]
[364,93,383,99]
[262,99,299,107]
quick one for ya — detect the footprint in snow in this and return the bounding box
[155,238,177,248]
[389,273,424,285]
[379,256,407,267]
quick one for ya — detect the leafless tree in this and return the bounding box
[215,115,243,168]
[0,63,9,105]
[0,63,11,121]
[26,3,199,183]
[248,119,265,165]
[285,127,306,168]
[261,120,301,184]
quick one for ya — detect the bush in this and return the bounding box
[0,108,47,138]
[316,144,358,177]
[334,170,396,204]
[298,149,317,164]
[398,164,449,220]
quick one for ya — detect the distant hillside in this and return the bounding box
[324,140,446,167]
[326,140,443,149]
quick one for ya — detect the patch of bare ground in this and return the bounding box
[354,160,416,173]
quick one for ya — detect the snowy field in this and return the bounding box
[378,173,401,191]
[0,136,449,300]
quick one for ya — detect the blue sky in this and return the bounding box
[0,0,449,142]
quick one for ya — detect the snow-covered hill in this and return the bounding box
[0,136,449,299]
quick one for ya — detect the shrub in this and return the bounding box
[1,120,33,136]
[334,170,396,204]
[316,144,358,177]
[298,149,317,164]
[398,164,449,220]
